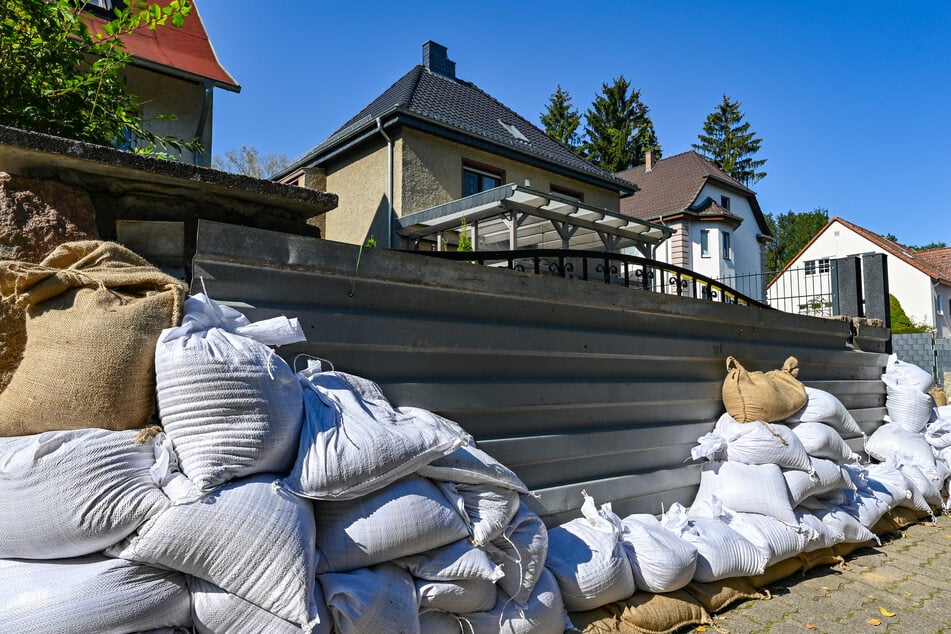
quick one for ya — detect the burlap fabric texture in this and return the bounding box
[721,356,807,423]
[0,241,185,436]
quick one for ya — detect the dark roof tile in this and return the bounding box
[284,64,633,191]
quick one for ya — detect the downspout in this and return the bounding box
[375,117,394,248]
[194,79,214,167]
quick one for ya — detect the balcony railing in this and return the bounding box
[408,249,770,309]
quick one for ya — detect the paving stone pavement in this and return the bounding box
[707,514,951,634]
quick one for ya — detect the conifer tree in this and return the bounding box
[693,95,767,186]
[540,85,581,150]
[581,76,660,172]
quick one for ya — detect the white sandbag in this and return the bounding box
[723,509,810,566]
[692,461,797,524]
[619,513,698,593]
[0,555,190,633]
[319,563,420,634]
[885,353,934,392]
[866,423,938,472]
[898,463,942,508]
[842,490,891,529]
[544,492,636,611]
[813,506,879,544]
[107,474,319,628]
[417,577,498,613]
[864,462,917,510]
[783,458,852,507]
[393,538,503,583]
[155,294,305,493]
[0,428,168,559]
[790,422,861,463]
[882,374,935,433]
[456,568,571,634]
[315,475,470,573]
[924,417,951,450]
[419,610,461,634]
[691,414,812,472]
[416,441,529,492]
[437,481,521,546]
[786,386,862,436]
[798,488,850,511]
[797,509,844,552]
[661,503,767,582]
[191,577,332,634]
[484,502,548,606]
[284,370,467,501]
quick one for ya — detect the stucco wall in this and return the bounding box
[124,66,207,165]
[321,141,396,247]
[400,129,621,214]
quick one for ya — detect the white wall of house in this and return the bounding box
[770,219,945,332]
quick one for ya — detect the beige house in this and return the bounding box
[276,42,669,254]
[84,0,239,166]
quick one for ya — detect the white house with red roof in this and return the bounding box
[616,151,774,301]
[84,0,239,166]
[768,216,951,336]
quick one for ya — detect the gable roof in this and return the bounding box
[275,51,635,194]
[84,1,239,92]
[917,247,951,280]
[616,150,771,236]
[776,216,951,286]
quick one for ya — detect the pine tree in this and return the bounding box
[539,85,581,150]
[581,76,660,172]
[693,95,767,186]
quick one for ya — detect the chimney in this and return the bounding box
[422,41,456,80]
[645,151,653,173]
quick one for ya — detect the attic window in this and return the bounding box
[720,195,731,210]
[85,0,124,17]
[499,120,529,142]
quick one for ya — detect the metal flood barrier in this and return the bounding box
[192,220,891,526]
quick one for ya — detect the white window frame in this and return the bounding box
[721,231,732,260]
[700,229,710,258]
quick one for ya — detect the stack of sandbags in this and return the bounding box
[0,242,198,631]
[284,365,568,632]
[865,355,949,512]
[686,357,893,577]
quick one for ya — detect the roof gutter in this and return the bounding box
[376,117,394,248]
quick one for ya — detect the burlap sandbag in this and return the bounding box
[0,241,185,436]
[721,356,807,423]
[931,387,947,407]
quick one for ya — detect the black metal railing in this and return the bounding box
[407,249,770,308]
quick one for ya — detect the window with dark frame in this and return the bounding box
[700,229,710,257]
[720,195,731,210]
[462,160,504,197]
[722,231,731,260]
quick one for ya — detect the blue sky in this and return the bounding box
[198,1,949,247]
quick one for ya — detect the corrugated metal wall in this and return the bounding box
[193,221,890,526]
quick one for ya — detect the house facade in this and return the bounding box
[84,0,239,166]
[275,42,668,253]
[616,151,774,300]
[768,217,951,336]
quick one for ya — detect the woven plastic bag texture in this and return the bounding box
[0,428,168,559]
[0,555,190,633]
[107,474,319,628]
[155,293,305,493]
[285,370,467,501]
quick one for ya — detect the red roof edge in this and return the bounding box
[84,1,239,92]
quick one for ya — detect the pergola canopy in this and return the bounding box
[397,184,673,255]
